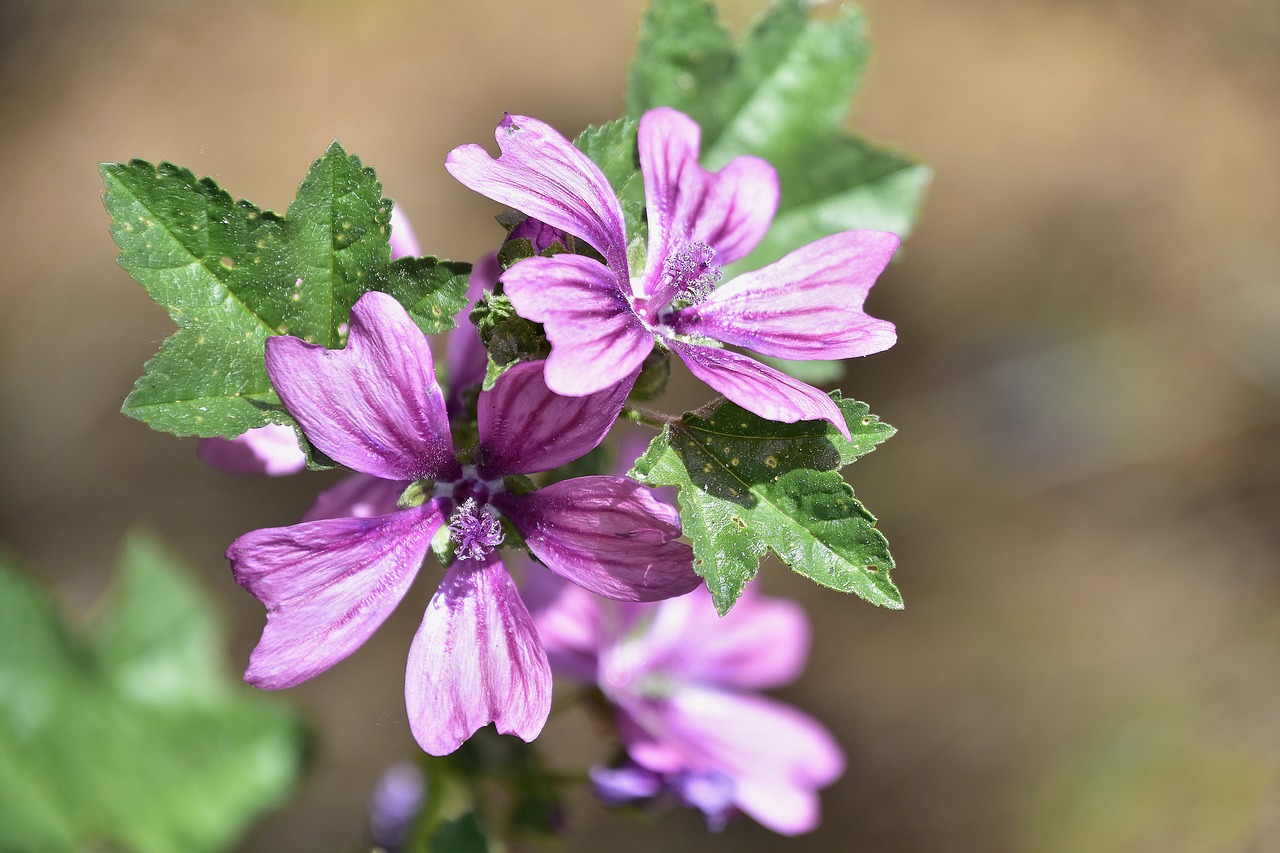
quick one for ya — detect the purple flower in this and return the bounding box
[228,291,698,755]
[446,108,899,438]
[533,579,844,835]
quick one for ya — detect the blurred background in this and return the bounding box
[2,0,1279,850]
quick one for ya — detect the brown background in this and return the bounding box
[2,0,1279,850]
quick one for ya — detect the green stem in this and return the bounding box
[620,405,676,429]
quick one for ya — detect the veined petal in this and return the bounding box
[446,114,629,273]
[523,563,605,684]
[477,360,633,478]
[301,473,406,522]
[228,502,445,690]
[265,291,461,482]
[639,107,778,291]
[445,253,497,419]
[494,477,698,602]
[197,423,306,476]
[630,687,844,836]
[389,204,421,259]
[405,552,552,756]
[667,339,851,439]
[501,254,653,396]
[636,587,810,691]
[672,231,899,360]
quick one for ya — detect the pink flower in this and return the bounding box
[228,292,697,755]
[447,108,898,438]
[533,578,845,834]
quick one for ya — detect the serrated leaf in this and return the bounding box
[104,144,469,439]
[626,0,930,271]
[574,118,648,253]
[631,395,898,614]
[0,531,306,853]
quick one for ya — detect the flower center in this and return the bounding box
[663,241,721,305]
[448,498,504,561]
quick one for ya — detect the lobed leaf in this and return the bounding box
[104,144,469,439]
[625,0,931,271]
[631,395,899,614]
[0,532,306,853]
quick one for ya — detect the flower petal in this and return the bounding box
[405,552,552,755]
[501,254,653,396]
[627,687,844,836]
[667,339,851,438]
[494,477,698,602]
[197,423,306,476]
[635,586,810,690]
[671,231,899,360]
[228,502,445,689]
[446,114,629,273]
[301,473,406,522]
[445,253,497,419]
[265,291,461,482]
[389,204,421,259]
[476,360,633,478]
[639,107,778,289]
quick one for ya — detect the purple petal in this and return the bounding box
[445,253,497,418]
[507,217,569,253]
[631,586,810,690]
[667,339,851,439]
[494,476,698,602]
[265,291,461,482]
[638,107,778,292]
[673,769,737,831]
[670,231,899,360]
[524,565,605,683]
[628,687,844,836]
[228,502,445,689]
[405,552,552,756]
[197,423,306,476]
[446,114,629,273]
[476,360,633,478]
[590,762,664,806]
[389,204,422,259]
[301,473,406,522]
[368,762,426,850]
[501,254,653,396]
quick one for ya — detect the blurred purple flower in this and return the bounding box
[447,108,899,438]
[368,762,426,851]
[228,291,697,755]
[534,579,844,834]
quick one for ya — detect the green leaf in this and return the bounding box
[104,143,469,438]
[574,117,648,254]
[427,813,489,853]
[626,0,930,269]
[0,532,306,853]
[630,395,899,614]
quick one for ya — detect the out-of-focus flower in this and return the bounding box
[368,762,426,852]
[534,578,844,834]
[447,108,898,438]
[228,292,697,754]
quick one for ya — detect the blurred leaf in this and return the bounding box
[758,354,845,385]
[0,532,306,853]
[631,395,899,613]
[627,0,930,273]
[103,144,469,439]
[427,813,489,853]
